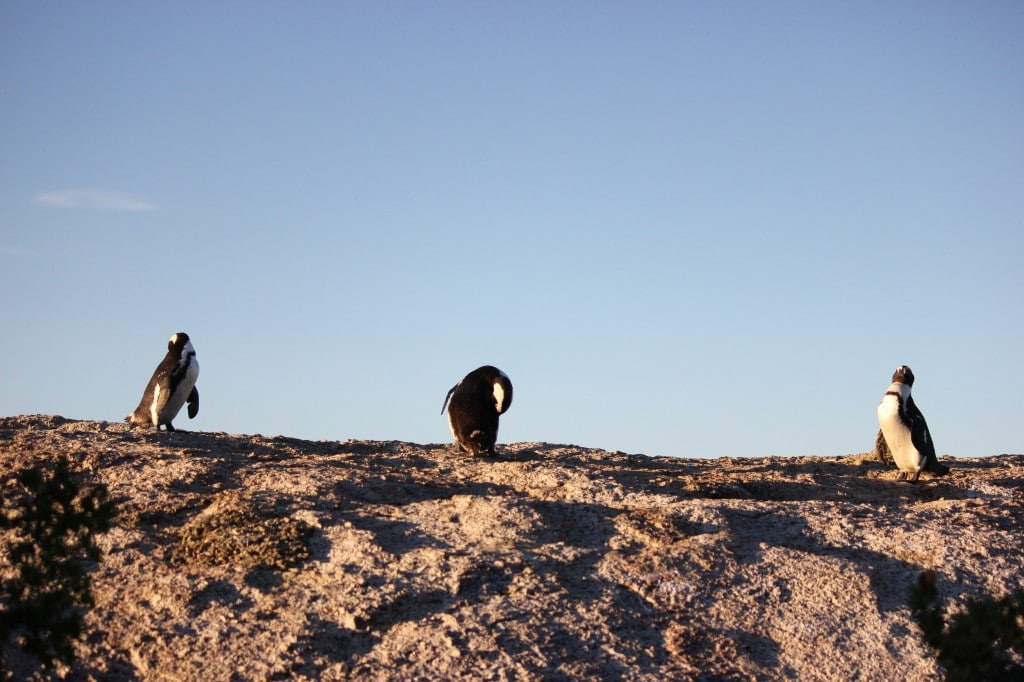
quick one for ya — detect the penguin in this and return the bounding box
[873,428,893,465]
[127,332,200,431]
[876,365,949,482]
[441,365,512,456]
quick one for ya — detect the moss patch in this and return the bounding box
[170,494,312,570]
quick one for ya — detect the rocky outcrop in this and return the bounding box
[1,415,1021,680]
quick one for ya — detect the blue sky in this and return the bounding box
[2,2,1021,458]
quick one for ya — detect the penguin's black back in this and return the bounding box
[443,365,512,455]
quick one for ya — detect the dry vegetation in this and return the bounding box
[2,414,1022,680]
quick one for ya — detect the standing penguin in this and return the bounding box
[876,365,949,482]
[441,365,512,456]
[873,428,894,465]
[127,332,200,431]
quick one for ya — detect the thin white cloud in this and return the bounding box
[33,189,157,212]
[0,246,34,256]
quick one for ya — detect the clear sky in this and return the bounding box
[2,2,1021,458]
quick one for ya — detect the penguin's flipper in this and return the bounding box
[908,413,937,466]
[917,416,944,475]
[441,384,458,415]
[904,396,947,476]
[150,376,170,421]
[187,386,199,419]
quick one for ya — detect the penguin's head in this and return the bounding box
[477,365,512,415]
[892,365,915,386]
[493,370,512,415]
[168,332,196,361]
[168,332,190,351]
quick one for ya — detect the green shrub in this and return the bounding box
[911,570,1024,681]
[0,456,115,669]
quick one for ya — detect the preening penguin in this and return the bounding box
[876,365,949,482]
[127,332,200,431]
[441,365,512,456]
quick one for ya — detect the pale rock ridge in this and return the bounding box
[1,415,1022,680]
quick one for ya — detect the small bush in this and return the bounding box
[170,495,312,570]
[0,456,115,669]
[910,570,1024,681]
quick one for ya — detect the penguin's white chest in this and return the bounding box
[877,393,924,473]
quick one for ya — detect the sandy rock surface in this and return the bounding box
[1,415,1022,680]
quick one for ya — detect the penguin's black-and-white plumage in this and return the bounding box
[876,365,949,482]
[441,365,512,456]
[127,332,199,431]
